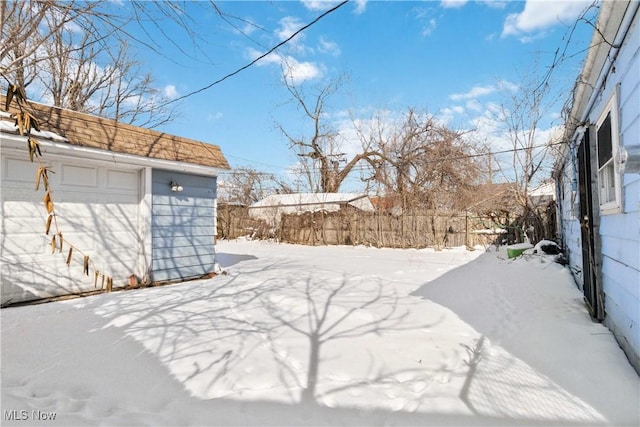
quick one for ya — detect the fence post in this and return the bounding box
[465,211,470,249]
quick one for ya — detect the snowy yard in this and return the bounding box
[1,240,638,426]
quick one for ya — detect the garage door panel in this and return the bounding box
[60,164,98,187]
[106,169,138,190]
[2,263,129,300]
[2,203,47,220]
[2,157,36,182]
[102,203,139,218]
[1,155,141,304]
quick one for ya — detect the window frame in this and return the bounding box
[595,89,622,215]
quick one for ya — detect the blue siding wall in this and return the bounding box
[587,9,640,371]
[556,157,584,287]
[151,170,217,282]
[557,4,640,373]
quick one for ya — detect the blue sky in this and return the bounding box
[132,0,598,191]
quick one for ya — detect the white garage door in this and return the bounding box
[1,154,141,304]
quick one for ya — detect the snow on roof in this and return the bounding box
[529,181,556,197]
[0,95,229,169]
[249,193,374,225]
[0,119,69,142]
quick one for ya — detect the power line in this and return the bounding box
[223,141,563,175]
[162,0,349,107]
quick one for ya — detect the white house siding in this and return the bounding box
[1,153,142,304]
[151,170,217,282]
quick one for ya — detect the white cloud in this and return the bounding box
[247,48,324,83]
[246,48,281,65]
[502,0,592,39]
[239,18,259,36]
[413,7,437,37]
[276,16,304,42]
[208,112,223,121]
[466,99,483,112]
[318,36,341,56]
[497,79,519,93]
[440,0,468,9]
[437,107,456,125]
[302,0,367,14]
[477,0,508,9]
[301,0,341,11]
[284,58,324,83]
[163,85,178,99]
[422,18,437,37]
[352,0,367,14]
[449,85,496,101]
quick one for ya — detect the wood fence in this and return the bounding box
[217,204,516,249]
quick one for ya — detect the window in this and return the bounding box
[595,90,622,214]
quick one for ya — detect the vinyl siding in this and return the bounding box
[590,7,640,371]
[151,170,217,282]
[557,2,640,373]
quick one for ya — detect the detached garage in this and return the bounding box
[0,97,229,305]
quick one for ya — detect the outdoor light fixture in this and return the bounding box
[170,181,183,192]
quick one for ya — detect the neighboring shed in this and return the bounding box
[553,0,640,373]
[249,193,374,226]
[1,96,230,305]
[529,181,556,208]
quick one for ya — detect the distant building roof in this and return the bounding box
[0,95,229,170]
[249,193,374,225]
[529,181,556,206]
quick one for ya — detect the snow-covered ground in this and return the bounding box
[2,240,638,426]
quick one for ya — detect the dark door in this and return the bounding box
[577,132,603,320]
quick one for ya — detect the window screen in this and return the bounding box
[597,112,612,168]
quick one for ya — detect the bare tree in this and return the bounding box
[0,1,212,127]
[36,25,177,128]
[277,70,382,193]
[357,108,480,212]
[494,69,564,242]
[220,167,292,206]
